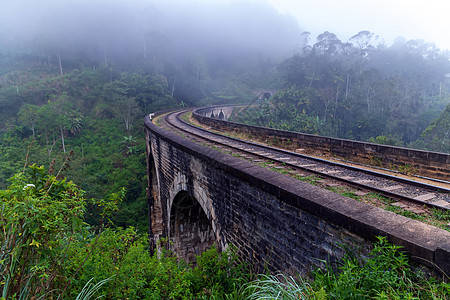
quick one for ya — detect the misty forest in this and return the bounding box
[1,0,450,299]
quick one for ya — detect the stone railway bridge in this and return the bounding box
[144,106,450,275]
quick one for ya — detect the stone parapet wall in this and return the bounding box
[193,107,450,180]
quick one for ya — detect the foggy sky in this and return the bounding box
[266,0,450,50]
[0,0,448,65]
[0,0,301,63]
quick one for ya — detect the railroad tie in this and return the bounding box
[354,179,374,184]
[354,190,368,196]
[392,202,426,214]
[384,185,403,191]
[429,199,450,208]
[413,193,436,202]
[324,170,342,175]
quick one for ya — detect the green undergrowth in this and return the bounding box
[325,186,359,200]
[65,236,250,299]
[246,237,450,300]
[181,112,193,123]
[1,166,448,299]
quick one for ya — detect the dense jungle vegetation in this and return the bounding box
[231,32,450,153]
[1,0,449,298]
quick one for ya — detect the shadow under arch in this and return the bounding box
[169,191,215,264]
[147,153,163,252]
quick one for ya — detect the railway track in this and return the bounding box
[157,109,450,213]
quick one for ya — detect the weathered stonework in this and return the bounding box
[145,113,450,275]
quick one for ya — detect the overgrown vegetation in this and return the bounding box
[0,165,250,299]
[244,237,450,299]
[310,236,450,299]
[0,164,122,299]
[230,32,450,153]
[1,167,448,299]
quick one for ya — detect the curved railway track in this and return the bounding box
[156,109,450,213]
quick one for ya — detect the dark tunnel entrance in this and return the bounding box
[169,191,215,263]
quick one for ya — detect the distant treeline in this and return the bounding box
[232,31,450,153]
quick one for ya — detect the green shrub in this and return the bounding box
[311,236,450,299]
[0,165,89,299]
[64,235,250,299]
[190,244,249,298]
[63,227,155,299]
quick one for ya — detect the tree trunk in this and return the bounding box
[58,54,63,75]
[308,70,315,89]
[345,73,350,98]
[366,88,370,114]
[125,117,130,131]
[334,84,340,118]
[170,81,175,99]
[60,126,66,153]
[47,139,56,161]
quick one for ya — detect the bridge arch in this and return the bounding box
[254,89,276,100]
[169,190,215,263]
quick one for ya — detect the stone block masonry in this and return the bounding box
[145,114,450,276]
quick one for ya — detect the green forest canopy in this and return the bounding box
[231,31,450,152]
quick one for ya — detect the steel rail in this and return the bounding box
[161,110,450,211]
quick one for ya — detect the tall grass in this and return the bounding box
[245,274,314,300]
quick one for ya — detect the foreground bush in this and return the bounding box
[246,237,450,300]
[2,166,448,299]
[0,164,91,298]
[0,165,249,299]
[0,164,122,299]
[64,234,249,299]
[310,236,450,299]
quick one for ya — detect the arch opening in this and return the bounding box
[218,109,225,120]
[169,191,215,263]
[263,92,272,99]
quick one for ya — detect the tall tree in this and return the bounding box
[17,104,39,138]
